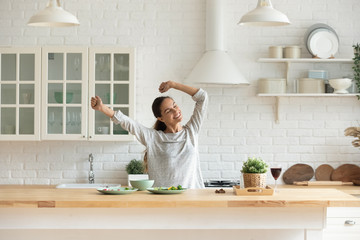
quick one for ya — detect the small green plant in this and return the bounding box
[241,157,268,174]
[125,159,145,174]
[352,43,360,99]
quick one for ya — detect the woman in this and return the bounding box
[91,81,208,188]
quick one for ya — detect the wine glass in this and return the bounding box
[270,165,282,193]
[48,111,55,126]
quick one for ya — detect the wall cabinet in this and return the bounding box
[41,47,88,140]
[88,47,135,141]
[0,47,41,140]
[0,47,135,141]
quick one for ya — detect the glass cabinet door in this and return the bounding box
[0,48,41,140]
[88,48,135,141]
[41,47,88,140]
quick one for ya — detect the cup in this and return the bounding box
[97,126,109,134]
[22,93,31,104]
[4,124,15,134]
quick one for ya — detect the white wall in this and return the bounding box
[0,0,359,185]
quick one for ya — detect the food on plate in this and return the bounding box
[154,185,183,191]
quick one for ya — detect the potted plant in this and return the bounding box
[126,159,148,186]
[352,43,360,99]
[241,157,268,188]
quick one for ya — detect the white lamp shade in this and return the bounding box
[184,51,249,85]
[239,0,290,26]
[28,0,79,27]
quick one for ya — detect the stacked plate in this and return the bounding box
[304,23,339,59]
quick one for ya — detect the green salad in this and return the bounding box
[154,185,183,190]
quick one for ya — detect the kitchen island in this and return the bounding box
[0,185,359,240]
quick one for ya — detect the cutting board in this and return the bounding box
[293,181,353,186]
[331,164,360,182]
[283,164,314,184]
[315,164,334,181]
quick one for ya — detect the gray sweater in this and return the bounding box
[112,89,208,189]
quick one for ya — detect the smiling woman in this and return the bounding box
[90,81,208,189]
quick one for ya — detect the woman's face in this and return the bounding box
[157,98,183,126]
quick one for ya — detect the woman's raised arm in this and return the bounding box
[159,81,199,96]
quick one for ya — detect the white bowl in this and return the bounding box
[329,78,352,94]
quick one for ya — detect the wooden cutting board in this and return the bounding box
[283,164,314,184]
[315,164,334,181]
[331,164,360,182]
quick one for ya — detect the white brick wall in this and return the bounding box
[0,0,360,186]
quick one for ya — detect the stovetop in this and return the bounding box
[204,180,239,188]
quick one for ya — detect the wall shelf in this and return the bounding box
[257,58,356,123]
[258,58,353,88]
[257,94,359,124]
[258,58,353,63]
[258,93,359,97]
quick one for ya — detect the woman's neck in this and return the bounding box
[164,124,182,133]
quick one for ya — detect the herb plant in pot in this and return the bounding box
[241,157,268,188]
[126,159,148,186]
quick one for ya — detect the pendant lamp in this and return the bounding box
[28,0,79,27]
[239,0,290,26]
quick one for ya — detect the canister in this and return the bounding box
[308,70,328,79]
[297,78,325,93]
[258,78,286,94]
[284,46,301,59]
[269,46,283,58]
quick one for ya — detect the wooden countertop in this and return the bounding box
[0,185,359,208]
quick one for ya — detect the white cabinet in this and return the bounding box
[324,207,360,240]
[1,46,135,141]
[41,47,88,140]
[0,47,41,140]
[88,47,135,141]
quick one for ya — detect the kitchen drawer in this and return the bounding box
[324,207,360,240]
[327,207,360,218]
[327,217,360,229]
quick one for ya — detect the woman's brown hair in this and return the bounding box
[143,96,172,172]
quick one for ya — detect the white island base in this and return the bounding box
[0,207,325,240]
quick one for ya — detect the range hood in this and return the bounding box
[184,0,249,85]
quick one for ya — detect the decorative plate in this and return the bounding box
[97,187,138,195]
[308,28,339,59]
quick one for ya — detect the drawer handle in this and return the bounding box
[345,220,356,225]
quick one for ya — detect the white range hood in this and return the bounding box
[184,0,249,85]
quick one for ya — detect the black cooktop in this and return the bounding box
[204,180,239,188]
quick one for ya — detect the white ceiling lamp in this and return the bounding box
[28,0,79,27]
[184,0,248,85]
[239,0,290,27]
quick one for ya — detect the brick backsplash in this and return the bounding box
[0,0,360,186]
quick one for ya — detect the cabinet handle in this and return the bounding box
[345,220,356,225]
[83,135,86,138]
[89,136,92,139]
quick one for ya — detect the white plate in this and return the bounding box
[304,23,339,57]
[308,28,339,59]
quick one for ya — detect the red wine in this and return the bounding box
[271,168,282,180]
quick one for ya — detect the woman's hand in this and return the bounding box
[91,96,103,111]
[159,81,175,93]
[91,96,115,118]
[159,81,198,96]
